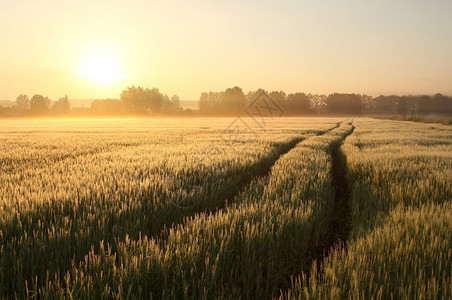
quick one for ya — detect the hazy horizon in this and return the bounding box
[1,0,451,100]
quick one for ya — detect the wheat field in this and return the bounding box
[0,118,450,299]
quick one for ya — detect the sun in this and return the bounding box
[74,46,127,85]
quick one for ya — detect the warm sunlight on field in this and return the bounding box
[0,118,451,298]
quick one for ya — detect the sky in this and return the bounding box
[0,0,451,101]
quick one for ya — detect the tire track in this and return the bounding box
[304,123,354,282]
[158,122,344,240]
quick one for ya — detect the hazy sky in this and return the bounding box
[1,0,451,100]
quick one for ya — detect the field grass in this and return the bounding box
[282,119,452,299]
[378,115,452,125]
[0,117,450,299]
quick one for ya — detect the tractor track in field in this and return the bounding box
[159,122,343,239]
[303,124,355,284]
[325,125,354,253]
[219,122,343,199]
[226,121,342,191]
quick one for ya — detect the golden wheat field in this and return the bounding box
[0,117,450,299]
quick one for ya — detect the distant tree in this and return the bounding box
[370,94,452,116]
[30,94,50,115]
[199,92,210,113]
[171,95,180,108]
[396,97,408,116]
[285,93,311,115]
[16,94,29,112]
[361,94,374,113]
[148,88,164,114]
[220,86,246,115]
[44,97,52,110]
[432,93,452,115]
[325,93,363,115]
[162,94,182,115]
[246,89,267,103]
[373,95,399,115]
[121,86,147,114]
[51,95,70,115]
[268,91,286,106]
[199,92,223,115]
[161,94,172,115]
[120,86,164,115]
[310,94,327,114]
[417,95,433,115]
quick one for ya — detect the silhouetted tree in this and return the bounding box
[16,94,29,112]
[246,89,267,103]
[30,94,50,115]
[268,91,286,106]
[432,93,452,115]
[361,94,374,113]
[171,95,180,108]
[51,95,70,115]
[148,88,164,114]
[199,92,223,115]
[161,94,171,114]
[199,92,209,113]
[120,86,164,115]
[369,94,452,116]
[285,93,311,115]
[310,94,327,114]
[220,86,246,115]
[121,86,147,114]
[325,93,363,115]
[161,94,182,115]
[396,97,408,116]
[196,89,452,117]
[417,95,433,115]
[373,95,399,115]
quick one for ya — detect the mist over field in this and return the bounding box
[2,87,452,120]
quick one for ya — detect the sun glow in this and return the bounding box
[74,46,127,85]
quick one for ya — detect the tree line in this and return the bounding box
[0,87,187,117]
[198,87,452,116]
[5,94,71,116]
[1,86,451,117]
